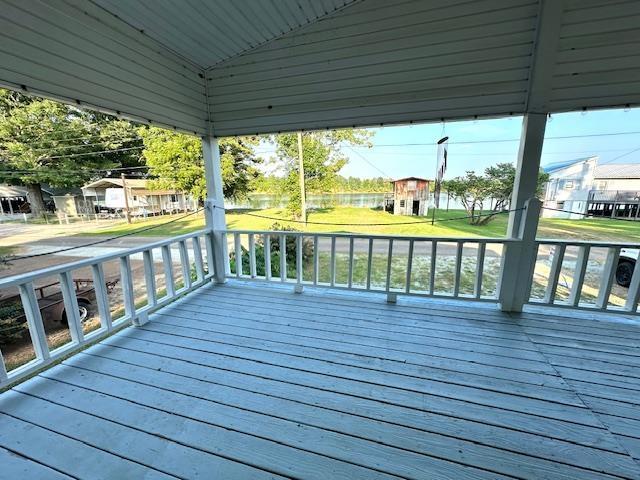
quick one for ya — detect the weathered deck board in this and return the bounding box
[1,281,639,479]
[519,314,640,464]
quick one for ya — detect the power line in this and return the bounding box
[345,145,393,179]
[43,146,143,160]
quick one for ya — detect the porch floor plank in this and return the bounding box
[1,281,640,479]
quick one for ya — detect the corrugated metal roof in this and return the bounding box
[82,178,149,189]
[0,184,28,198]
[542,156,596,173]
[391,177,430,183]
[594,163,640,179]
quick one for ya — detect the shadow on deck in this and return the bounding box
[1,281,639,479]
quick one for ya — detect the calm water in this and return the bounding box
[227,192,387,209]
[226,192,465,210]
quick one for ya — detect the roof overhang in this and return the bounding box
[1,0,638,137]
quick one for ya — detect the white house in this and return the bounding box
[541,156,598,219]
[542,158,640,219]
[81,178,196,216]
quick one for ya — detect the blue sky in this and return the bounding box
[256,107,640,179]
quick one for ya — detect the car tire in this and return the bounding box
[616,261,635,288]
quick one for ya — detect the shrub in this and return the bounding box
[0,302,27,345]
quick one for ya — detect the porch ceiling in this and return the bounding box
[0,0,639,136]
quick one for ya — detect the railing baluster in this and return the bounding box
[313,235,319,285]
[179,240,191,289]
[569,245,590,307]
[348,237,355,288]
[59,271,84,344]
[624,254,640,312]
[385,239,394,292]
[249,234,257,278]
[544,244,566,304]
[596,247,620,310]
[405,240,414,294]
[143,250,157,306]
[264,235,271,280]
[429,240,437,296]
[234,233,242,278]
[120,255,136,320]
[296,235,303,284]
[91,262,112,331]
[161,244,175,298]
[204,231,215,278]
[191,236,204,283]
[330,236,336,287]
[474,242,486,299]
[0,351,7,384]
[19,282,50,361]
[453,242,464,297]
[280,234,287,282]
[366,238,373,290]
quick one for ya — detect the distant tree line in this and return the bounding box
[251,174,391,194]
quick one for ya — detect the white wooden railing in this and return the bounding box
[528,239,640,313]
[0,229,214,388]
[224,230,515,301]
[3,226,638,388]
[225,229,640,315]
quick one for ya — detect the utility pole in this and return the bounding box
[121,173,131,224]
[297,131,307,224]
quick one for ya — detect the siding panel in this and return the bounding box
[207,0,537,136]
[549,1,640,113]
[0,0,208,134]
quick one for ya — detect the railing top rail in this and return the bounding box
[223,229,518,243]
[0,229,209,289]
[536,238,640,249]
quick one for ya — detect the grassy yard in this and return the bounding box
[79,206,640,242]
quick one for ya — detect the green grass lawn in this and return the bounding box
[79,206,640,242]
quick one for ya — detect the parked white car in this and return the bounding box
[617,248,639,287]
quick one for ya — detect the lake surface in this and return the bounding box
[226,192,466,210]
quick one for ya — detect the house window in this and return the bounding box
[564,180,574,189]
[407,180,417,190]
[132,195,138,201]
[399,200,406,208]
[170,194,178,202]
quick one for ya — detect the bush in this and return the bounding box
[0,302,27,345]
[229,223,313,278]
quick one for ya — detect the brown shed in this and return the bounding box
[386,177,431,216]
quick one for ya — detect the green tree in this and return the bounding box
[139,127,260,201]
[272,130,372,217]
[444,163,549,225]
[0,89,142,216]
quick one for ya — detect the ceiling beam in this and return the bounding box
[525,0,566,114]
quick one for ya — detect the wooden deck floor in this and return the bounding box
[1,281,640,480]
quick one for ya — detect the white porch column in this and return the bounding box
[498,113,547,312]
[202,136,228,284]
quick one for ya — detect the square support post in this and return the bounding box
[202,136,228,284]
[498,113,547,312]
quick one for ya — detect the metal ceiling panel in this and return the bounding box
[92,0,358,68]
[206,0,539,135]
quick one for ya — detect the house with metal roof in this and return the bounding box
[542,157,640,219]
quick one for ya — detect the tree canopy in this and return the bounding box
[0,89,142,215]
[139,127,260,202]
[271,129,372,217]
[443,162,549,224]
